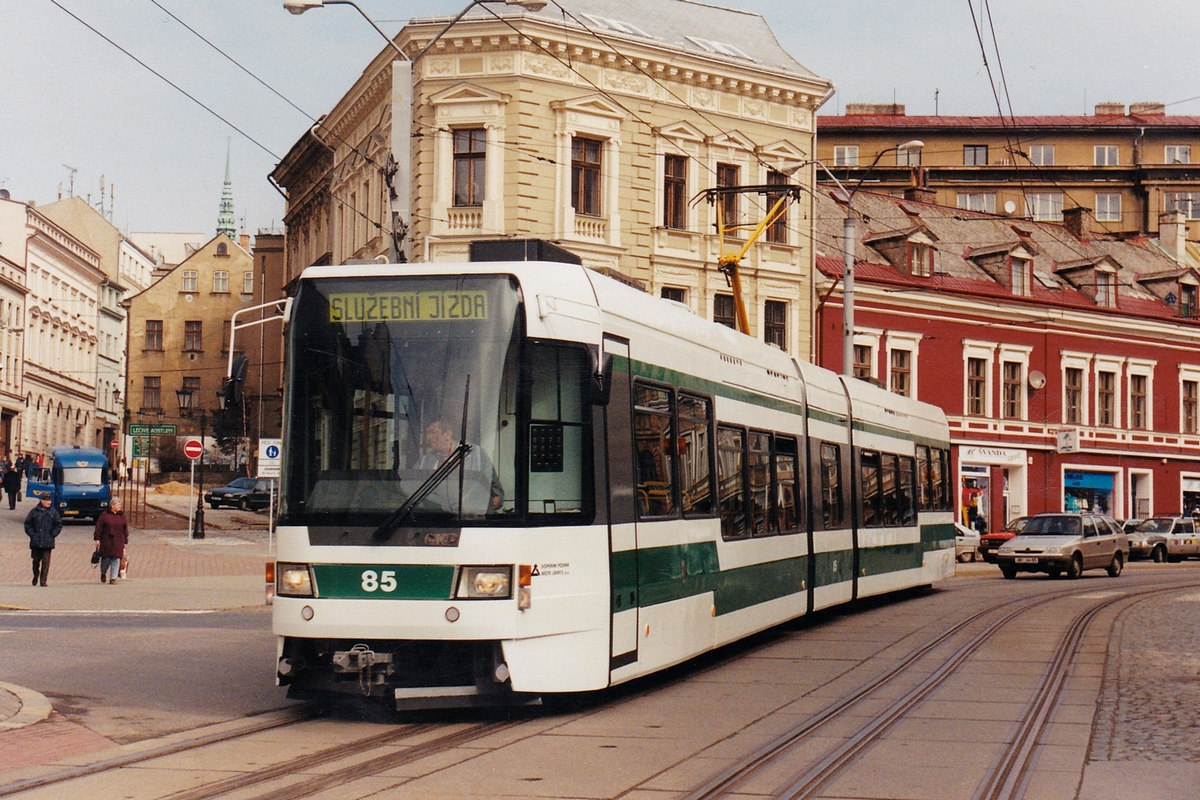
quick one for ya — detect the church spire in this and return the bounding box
[216,139,236,238]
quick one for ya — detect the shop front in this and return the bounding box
[959,446,1028,534]
[1063,469,1117,516]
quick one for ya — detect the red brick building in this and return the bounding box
[812,189,1200,529]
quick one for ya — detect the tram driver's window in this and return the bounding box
[527,344,589,515]
[634,383,675,517]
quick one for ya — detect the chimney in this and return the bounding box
[1160,210,1187,260]
[239,233,251,250]
[1130,102,1166,116]
[1062,207,1094,240]
[845,103,906,116]
[903,187,937,204]
[1094,102,1125,116]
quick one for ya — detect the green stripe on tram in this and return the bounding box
[312,564,455,600]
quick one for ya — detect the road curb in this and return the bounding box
[0,681,53,731]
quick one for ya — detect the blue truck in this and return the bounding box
[26,446,112,521]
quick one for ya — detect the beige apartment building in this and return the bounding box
[817,102,1200,236]
[272,0,832,358]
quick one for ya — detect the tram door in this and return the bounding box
[605,337,640,670]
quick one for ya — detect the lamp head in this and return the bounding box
[505,0,547,9]
[283,0,323,15]
[897,139,924,151]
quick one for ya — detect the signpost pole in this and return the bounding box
[188,458,196,538]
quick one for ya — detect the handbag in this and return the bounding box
[90,547,101,565]
[119,554,129,579]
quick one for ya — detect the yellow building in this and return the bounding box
[272,0,832,359]
[817,102,1200,236]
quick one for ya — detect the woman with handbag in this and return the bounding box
[93,496,129,584]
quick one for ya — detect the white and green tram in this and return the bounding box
[272,260,954,708]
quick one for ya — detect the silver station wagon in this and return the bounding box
[996,513,1129,580]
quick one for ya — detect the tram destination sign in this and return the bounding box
[128,424,177,436]
[328,290,487,323]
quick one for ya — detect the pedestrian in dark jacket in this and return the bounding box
[3,463,21,509]
[24,496,62,587]
[93,497,129,584]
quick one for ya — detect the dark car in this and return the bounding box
[977,515,1030,563]
[204,477,257,509]
[243,478,278,512]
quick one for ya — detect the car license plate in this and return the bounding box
[1014,557,1038,564]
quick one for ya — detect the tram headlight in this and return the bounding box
[277,562,315,597]
[456,566,512,599]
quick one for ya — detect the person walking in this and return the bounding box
[93,496,129,585]
[3,461,21,509]
[24,495,62,587]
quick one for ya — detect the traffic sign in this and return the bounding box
[109,439,120,449]
[129,424,177,436]
[258,438,282,478]
[183,438,204,460]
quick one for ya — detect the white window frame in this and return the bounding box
[1166,145,1192,164]
[1095,145,1120,166]
[1095,269,1117,308]
[553,97,625,247]
[1061,351,1092,427]
[242,271,254,294]
[1029,145,1055,166]
[430,85,509,237]
[181,270,198,292]
[833,145,858,167]
[1025,192,1064,222]
[1094,356,1125,428]
[896,147,921,167]
[1127,358,1156,431]
[998,344,1032,421]
[853,328,883,382]
[963,340,998,418]
[1010,256,1030,296]
[1127,468,1153,519]
[956,192,996,214]
[886,331,923,399]
[1179,365,1200,434]
[212,270,229,293]
[1095,193,1122,223]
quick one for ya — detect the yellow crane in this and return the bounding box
[694,184,805,335]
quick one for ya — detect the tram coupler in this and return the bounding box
[332,644,395,695]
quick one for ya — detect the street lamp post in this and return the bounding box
[282,0,547,262]
[177,388,206,539]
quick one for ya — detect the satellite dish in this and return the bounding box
[1028,370,1046,390]
[1004,200,1017,214]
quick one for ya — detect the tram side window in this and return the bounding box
[898,455,917,525]
[635,383,676,517]
[717,425,748,539]
[821,442,844,529]
[916,445,932,511]
[881,453,901,525]
[678,394,714,516]
[749,431,773,535]
[931,447,950,511]
[775,436,801,533]
[860,450,881,527]
[527,344,589,515]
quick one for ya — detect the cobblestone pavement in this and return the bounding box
[1091,583,1200,763]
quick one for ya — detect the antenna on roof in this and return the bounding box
[63,165,77,197]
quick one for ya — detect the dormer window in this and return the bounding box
[1095,270,1117,307]
[910,242,934,277]
[1010,257,1030,296]
[1182,283,1198,318]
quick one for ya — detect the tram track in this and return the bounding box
[678,575,1200,800]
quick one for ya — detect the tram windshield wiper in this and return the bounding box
[371,441,472,542]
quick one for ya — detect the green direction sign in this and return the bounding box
[128,424,177,436]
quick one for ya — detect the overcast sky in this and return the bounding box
[3,0,1199,239]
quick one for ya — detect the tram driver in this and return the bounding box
[416,418,505,512]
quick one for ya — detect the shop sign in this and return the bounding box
[960,446,1026,466]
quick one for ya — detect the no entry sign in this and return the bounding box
[183,438,204,460]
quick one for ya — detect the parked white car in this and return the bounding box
[954,522,980,563]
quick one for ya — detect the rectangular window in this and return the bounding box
[853,345,873,380]
[1098,371,1115,426]
[748,431,771,535]
[660,287,686,304]
[833,145,858,167]
[243,271,254,294]
[916,446,932,511]
[678,393,713,516]
[184,321,202,352]
[860,450,880,527]
[963,145,989,166]
[453,128,486,207]
[1011,257,1029,295]
[896,147,921,166]
[1165,192,1200,220]
[967,357,987,415]
[1184,380,1198,434]
[890,349,911,397]
[1095,271,1116,307]
[181,270,198,292]
[1029,145,1055,166]
[1166,145,1191,164]
[765,169,788,244]
[1181,284,1198,318]
[774,436,800,533]
[716,163,739,230]
[571,137,602,217]
[1002,361,1022,419]
[1065,367,1083,424]
[663,154,687,229]
[957,192,996,213]
[634,383,674,517]
[713,293,736,329]
[145,320,163,351]
[212,270,229,293]
[527,344,589,516]
[910,243,934,277]
[1095,193,1122,223]
[143,376,161,411]
[1025,192,1064,221]
[820,442,843,528]
[1095,145,1119,166]
[717,426,747,540]
[182,376,201,404]
[1130,374,1147,429]
[763,300,786,349]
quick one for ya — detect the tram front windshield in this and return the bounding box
[283,273,593,537]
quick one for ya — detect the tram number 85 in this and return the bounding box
[361,570,397,593]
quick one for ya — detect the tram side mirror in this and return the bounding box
[591,350,613,406]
